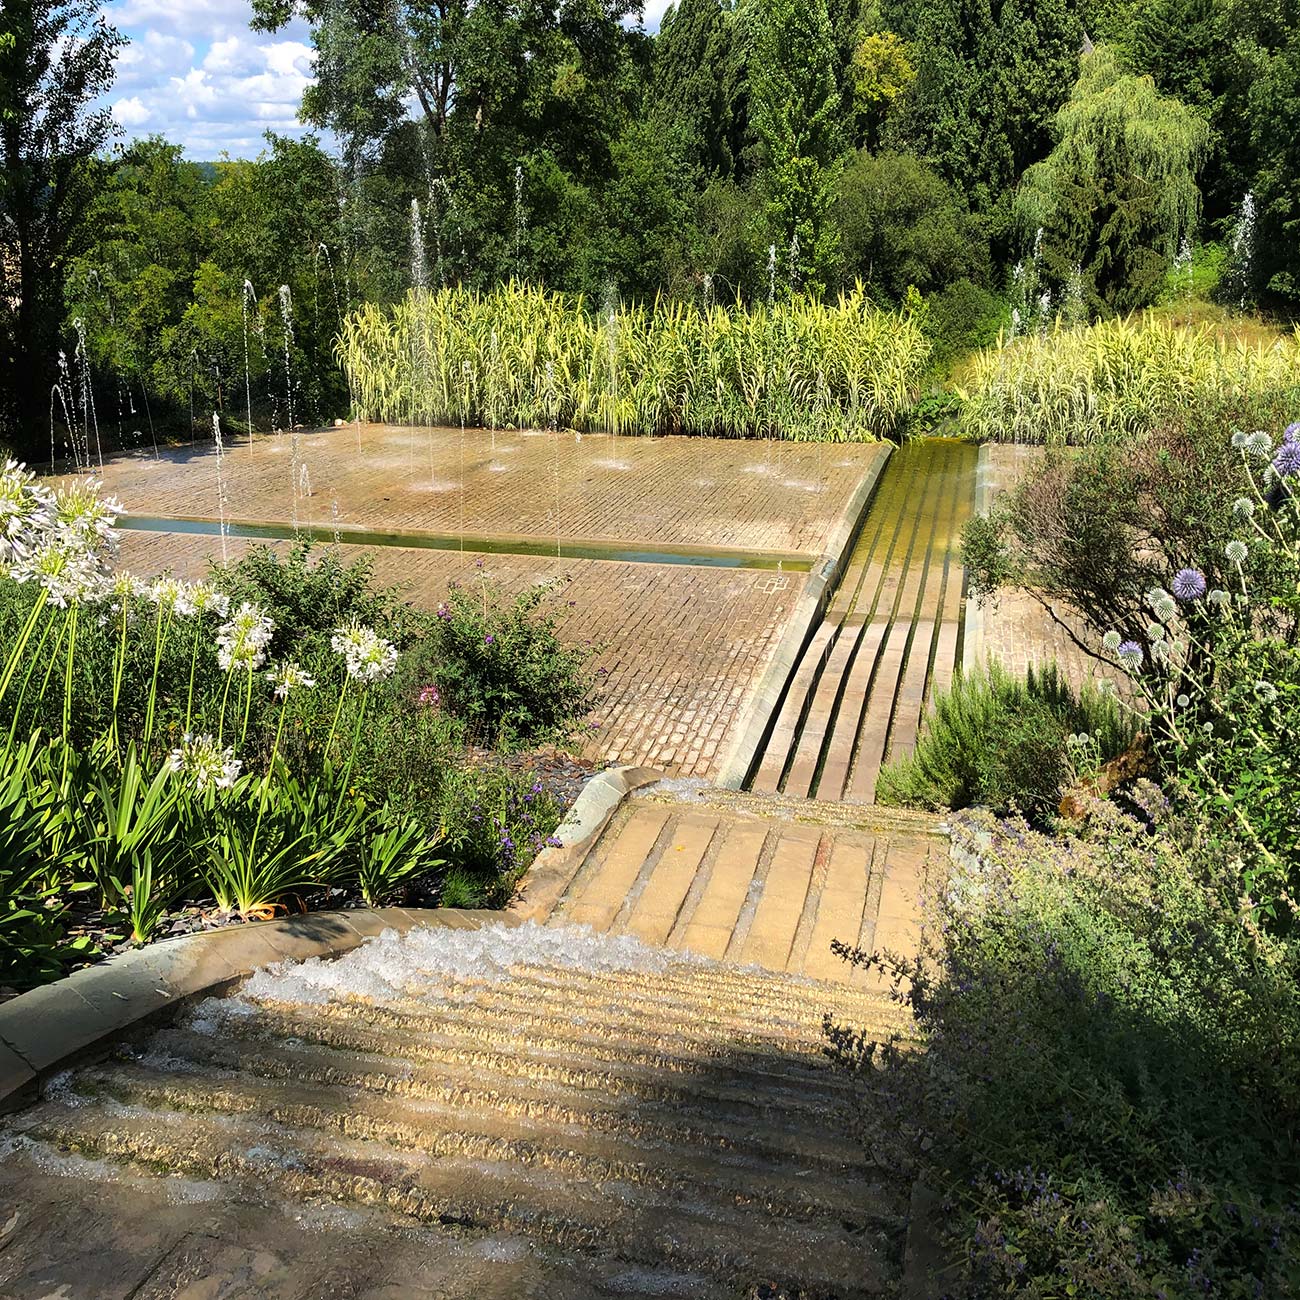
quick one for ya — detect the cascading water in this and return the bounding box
[1173,235,1193,301]
[788,231,801,297]
[767,244,777,306]
[278,285,295,434]
[212,412,230,564]
[1038,290,1053,337]
[71,319,103,470]
[242,280,257,453]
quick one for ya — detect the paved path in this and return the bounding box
[748,438,978,802]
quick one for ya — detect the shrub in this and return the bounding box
[209,540,422,665]
[877,662,1134,822]
[402,569,596,748]
[831,802,1300,1298]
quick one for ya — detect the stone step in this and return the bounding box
[21,1102,900,1296]
[80,1060,882,1226]
[192,998,865,1126]
[144,1025,875,1174]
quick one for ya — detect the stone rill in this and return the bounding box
[0,919,912,1298]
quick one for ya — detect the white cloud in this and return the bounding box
[112,95,151,128]
[99,0,323,156]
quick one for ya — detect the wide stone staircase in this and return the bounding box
[0,918,918,1298]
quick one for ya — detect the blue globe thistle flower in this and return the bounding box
[1246,430,1273,458]
[1102,630,1121,651]
[1232,496,1257,519]
[1231,430,1248,449]
[1283,422,1300,445]
[1272,440,1300,478]
[1225,539,1248,565]
[1116,640,1144,668]
[1171,568,1207,601]
[1208,588,1229,608]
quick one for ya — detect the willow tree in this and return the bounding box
[1016,44,1209,313]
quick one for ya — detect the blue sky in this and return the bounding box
[101,0,672,160]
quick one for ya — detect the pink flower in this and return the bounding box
[417,684,441,708]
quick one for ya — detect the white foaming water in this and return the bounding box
[239,920,700,1008]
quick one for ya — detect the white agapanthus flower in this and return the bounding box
[167,733,242,791]
[12,537,110,607]
[266,660,316,700]
[190,583,231,619]
[330,623,398,683]
[216,602,275,671]
[147,576,196,617]
[55,478,122,555]
[0,460,57,569]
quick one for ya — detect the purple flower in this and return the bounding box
[1273,440,1300,478]
[484,634,495,644]
[1283,421,1300,445]
[1171,568,1207,601]
[1117,640,1144,668]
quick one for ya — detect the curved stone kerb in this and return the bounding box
[0,907,514,1112]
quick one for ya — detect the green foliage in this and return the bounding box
[210,540,419,665]
[652,0,751,182]
[958,315,1300,444]
[750,0,844,297]
[0,0,124,459]
[403,571,596,748]
[1016,44,1210,313]
[922,280,1008,369]
[846,32,916,148]
[340,281,932,440]
[836,151,989,302]
[877,662,1134,821]
[842,803,1300,1297]
[883,0,1084,219]
[0,734,92,988]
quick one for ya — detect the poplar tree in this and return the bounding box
[750,0,844,297]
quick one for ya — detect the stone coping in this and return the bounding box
[510,764,662,923]
[0,907,513,1112]
[715,445,894,788]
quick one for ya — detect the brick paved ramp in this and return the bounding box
[522,784,946,991]
[749,439,978,803]
[83,425,885,554]
[964,444,1114,693]
[118,532,798,780]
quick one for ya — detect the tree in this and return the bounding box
[750,0,844,297]
[651,0,744,179]
[836,150,989,300]
[883,0,1084,225]
[0,0,122,458]
[846,31,916,149]
[1016,44,1209,313]
[254,0,647,287]
[1238,1,1300,312]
